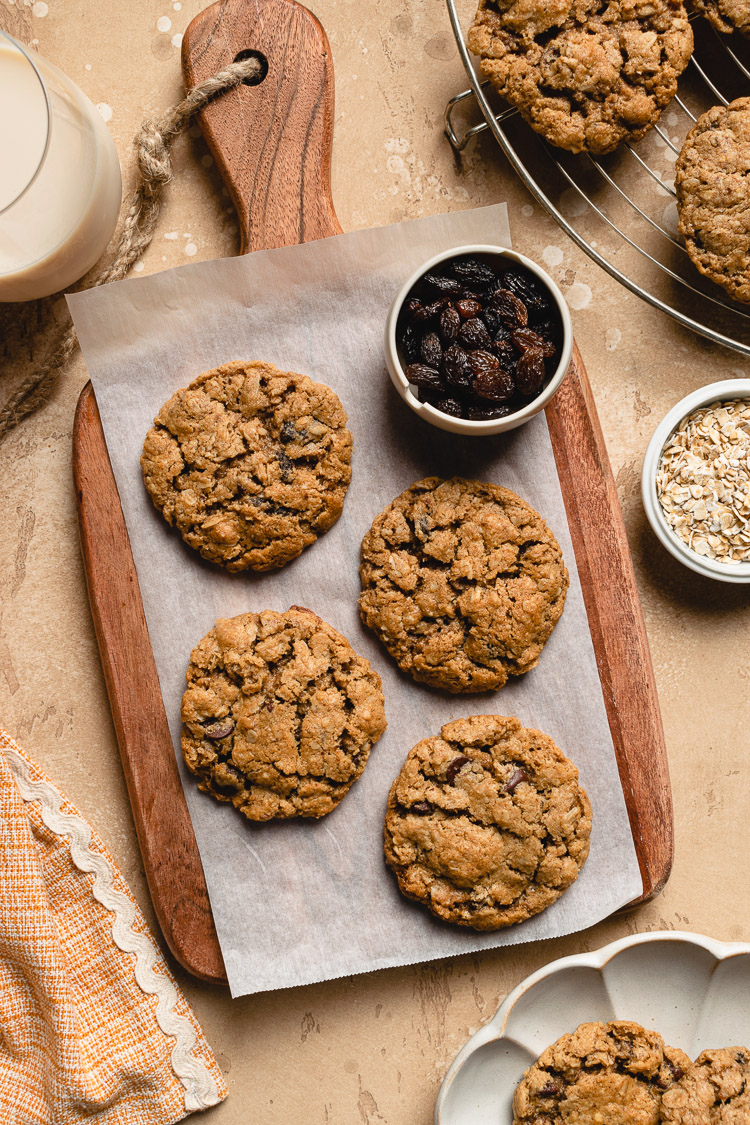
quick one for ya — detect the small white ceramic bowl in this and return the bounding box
[435,930,750,1125]
[385,245,573,436]
[642,379,750,584]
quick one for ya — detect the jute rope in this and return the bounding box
[0,54,261,440]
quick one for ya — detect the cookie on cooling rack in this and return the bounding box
[513,1021,691,1125]
[689,0,750,36]
[359,476,568,693]
[661,1047,750,1123]
[467,0,693,155]
[383,714,591,930]
[676,98,750,303]
[141,359,353,572]
[181,607,387,821]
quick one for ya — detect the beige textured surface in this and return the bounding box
[1,1,750,1122]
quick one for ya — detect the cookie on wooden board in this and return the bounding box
[661,1046,750,1123]
[141,359,353,572]
[513,1020,691,1125]
[383,714,591,930]
[467,0,693,155]
[676,98,750,304]
[359,476,568,693]
[181,607,387,821]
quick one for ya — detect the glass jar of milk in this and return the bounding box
[0,32,122,301]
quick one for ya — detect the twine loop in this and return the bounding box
[137,122,172,189]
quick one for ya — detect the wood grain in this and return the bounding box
[547,345,672,901]
[72,0,672,985]
[181,0,341,250]
[73,386,226,983]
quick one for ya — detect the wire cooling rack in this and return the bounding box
[445,1,750,356]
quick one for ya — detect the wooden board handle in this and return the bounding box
[182,0,342,251]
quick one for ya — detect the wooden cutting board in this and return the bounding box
[72,0,672,987]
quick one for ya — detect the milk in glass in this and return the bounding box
[0,33,121,301]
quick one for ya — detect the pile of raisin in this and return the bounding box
[396,255,562,422]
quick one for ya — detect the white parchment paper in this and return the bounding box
[68,204,642,998]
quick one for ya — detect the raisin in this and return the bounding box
[423,271,462,295]
[505,767,528,794]
[398,323,421,362]
[491,322,512,343]
[458,317,491,350]
[426,394,464,418]
[441,344,474,389]
[202,718,236,741]
[424,296,453,317]
[420,331,443,367]
[446,755,471,784]
[465,402,513,421]
[492,339,517,368]
[456,297,483,319]
[512,326,556,357]
[490,288,529,327]
[279,421,297,443]
[277,451,295,482]
[535,319,561,351]
[439,305,461,343]
[448,256,497,289]
[468,349,499,379]
[516,347,546,396]
[539,1081,562,1098]
[406,297,431,322]
[481,306,503,335]
[474,367,515,402]
[502,268,550,315]
[410,801,431,814]
[405,363,443,389]
[214,765,243,792]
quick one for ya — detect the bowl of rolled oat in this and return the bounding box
[642,380,750,583]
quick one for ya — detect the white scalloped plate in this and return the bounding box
[435,931,750,1124]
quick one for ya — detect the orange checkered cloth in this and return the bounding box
[0,728,228,1123]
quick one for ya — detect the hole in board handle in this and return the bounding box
[233,49,269,86]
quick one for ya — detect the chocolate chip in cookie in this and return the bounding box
[141,359,353,572]
[383,714,591,930]
[359,476,568,693]
[181,607,387,821]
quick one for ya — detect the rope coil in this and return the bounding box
[0,54,262,439]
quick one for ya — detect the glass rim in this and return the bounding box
[0,30,51,216]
